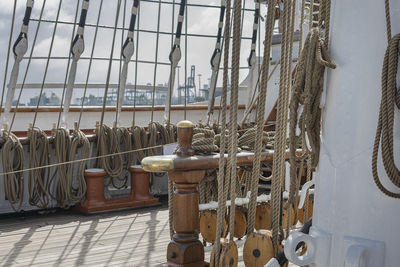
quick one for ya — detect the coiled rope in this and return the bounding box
[50,128,71,208]
[96,124,123,179]
[28,126,50,209]
[2,131,24,211]
[68,129,90,204]
[371,0,400,198]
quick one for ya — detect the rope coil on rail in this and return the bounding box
[2,131,24,211]
[28,126,50,209]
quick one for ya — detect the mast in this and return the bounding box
[282,0,399,266]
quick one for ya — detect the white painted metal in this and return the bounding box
[285,0,400,266]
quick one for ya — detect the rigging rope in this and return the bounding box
[371,0,400,198]
[246,0,277,237]
[227,0,242,244]
[214,0,231,263]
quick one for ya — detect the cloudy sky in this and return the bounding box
[0,0,266,105]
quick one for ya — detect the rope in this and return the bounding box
[68,129,90,204]
[96,124,123,179]
[0,142,177,178]
[50,128,71,208]
[28,127,50,209]
[270,0,293,251]
[111,126,133,189]
[371,0,400,198]
[288,17,336,210]
[2,131,24,212]
[214,0,231,263]
[246,0,276,237]
[132,125,148,163]
[227,0,242,243]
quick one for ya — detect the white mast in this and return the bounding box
[284,0,400,266]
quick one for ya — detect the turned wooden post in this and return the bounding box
[165,121,206,266]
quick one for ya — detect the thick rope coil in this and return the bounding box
[192,128,218,154]
[67,129,90,204]
[238,127,275,151]
[96,124,123,178]
[111,127,133,189]
[50,128,72,208]
[28,127,50,209]
[2,131,24,211]
[132,125,148,163]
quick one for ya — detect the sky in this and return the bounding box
[0,0,267,106]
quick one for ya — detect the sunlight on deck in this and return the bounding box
[0,205,298,267]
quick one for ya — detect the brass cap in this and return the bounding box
[141,156,174,172]
[177,120,194,128]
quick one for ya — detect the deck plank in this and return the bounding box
[0,205,297,267]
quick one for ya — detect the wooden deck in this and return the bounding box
[0,201,297,267]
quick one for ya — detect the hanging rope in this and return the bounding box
[287,2,335,211]
[2,131,24,212]
[28,126,50,209]
[371,0,400,198]
[96,124,124,178]
[50,128,71,208]
[132,125,148,163]
[246,0,277,237]
[227,0,242,245]
[270,0,294,251]
[213,0,231,263]
[68,129,90,204]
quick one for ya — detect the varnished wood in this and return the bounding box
[243,230,274,267]
[3,104,246,113]
[210,238,238,267]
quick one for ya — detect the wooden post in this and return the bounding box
[164,121,207,267]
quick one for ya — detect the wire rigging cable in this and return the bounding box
[116,0,140,126]
[60,0,89,129]
[165,0,187,124]
[206,0,226,125]
[1,0,34,128]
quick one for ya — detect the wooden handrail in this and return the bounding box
[3,104,246,113]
